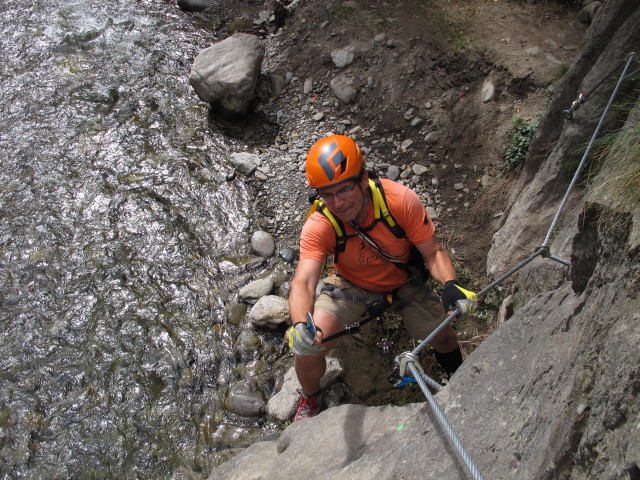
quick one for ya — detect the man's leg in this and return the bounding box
[292,310,345,421]
[399,282,464,377]
[430,326,463,376]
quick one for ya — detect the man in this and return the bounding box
[288,135,477,421]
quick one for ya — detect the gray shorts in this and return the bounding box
[315,275,446,340]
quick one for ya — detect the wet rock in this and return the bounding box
[237,359,269,379]
[247,295,289,329]
[278,280,291,298]
[230,152,261,176]
[250,230,276,257]
[189,33,264,117]
[177,0,211,12]
[224,380,266,417]
[279,248,297,263]
[236,330,261,356]
[239,278,274,303]
[227,302,248,326]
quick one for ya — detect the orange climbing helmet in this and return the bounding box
[305,135,364,189]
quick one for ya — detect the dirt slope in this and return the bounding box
[278,0,586,275]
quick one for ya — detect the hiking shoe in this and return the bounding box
[292,390,323,422]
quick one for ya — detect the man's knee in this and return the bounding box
[430,325,458,352]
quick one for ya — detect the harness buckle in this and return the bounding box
[343,323,361,335]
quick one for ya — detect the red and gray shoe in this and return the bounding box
[292,390,324,422]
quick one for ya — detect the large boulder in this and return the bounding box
[246,295,289,329]
[189,33,264,117]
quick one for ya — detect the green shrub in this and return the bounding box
[502,117,538,172]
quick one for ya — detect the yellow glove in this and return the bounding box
[442,280,478,317]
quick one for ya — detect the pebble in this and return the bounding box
[413,163,428,175]
[400,139,413,151]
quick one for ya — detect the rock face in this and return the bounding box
[189,33,264,116]
[486,0,640,276]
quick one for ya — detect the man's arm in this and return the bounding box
[414,235,456,286]
[288,258,324,326]
[416,235,478,316]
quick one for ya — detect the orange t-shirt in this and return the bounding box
[300,179,435,292]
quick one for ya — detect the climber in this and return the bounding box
[287,135,477,422]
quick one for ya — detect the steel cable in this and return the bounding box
[408,362,485,480]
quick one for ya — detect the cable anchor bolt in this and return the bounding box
[387,352,423,387]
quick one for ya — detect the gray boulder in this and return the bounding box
[189,33,264,116]
[238,278,274,303]
[330,75,357,104]
[247,295,289,329]
[578,1,602,24]
[330,45,356,68]
[229,152,261,176]
[250,230,276,257]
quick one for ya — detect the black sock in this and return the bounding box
[434,346,463,376]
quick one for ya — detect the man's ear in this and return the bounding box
[359,170,369,187]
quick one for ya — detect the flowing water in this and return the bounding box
[0,0,278,477]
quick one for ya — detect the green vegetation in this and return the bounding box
[502,117,539,172]
[554,64,570,80]
[585,119,640,214]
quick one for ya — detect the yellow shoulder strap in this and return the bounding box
[305,199,346,238]
[368,178,398,228]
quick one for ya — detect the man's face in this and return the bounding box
[317,175,367,222]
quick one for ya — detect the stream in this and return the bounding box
[0,0,279,477]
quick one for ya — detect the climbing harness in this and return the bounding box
[317,284,398,344]
[389,52,637,480]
